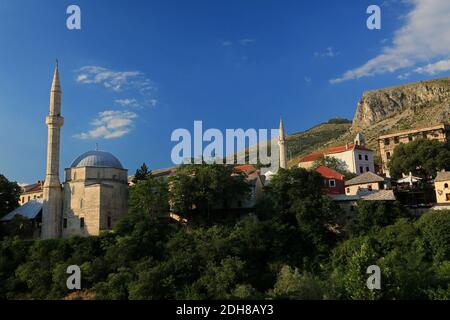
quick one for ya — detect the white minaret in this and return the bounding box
[278,116,287,169]
[42,61,64,239]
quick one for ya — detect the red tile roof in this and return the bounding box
[299,143,372,163]
[299,153,323,162]
[315,165,345,180]
[235,164,255,173]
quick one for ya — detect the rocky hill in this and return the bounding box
[287,76,450,166]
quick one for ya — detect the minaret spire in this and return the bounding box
[278,115,287,169]
[42,61,64,239]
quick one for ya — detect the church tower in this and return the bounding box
[42,61,64,239]
[278,116,287,169]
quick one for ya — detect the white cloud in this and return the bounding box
[239,39,255,46]
[76,66,154,92]
[330,0,450,83]
[314,47,338,58]
[414,59,450,75]
[304,76,312,83]
[114,98,140,108]
[74,110,137,140]
[221,40,233,47]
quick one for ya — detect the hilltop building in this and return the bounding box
[298,133,375,175]
[378,124,450,176]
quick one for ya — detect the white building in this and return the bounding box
[298,133,375,175]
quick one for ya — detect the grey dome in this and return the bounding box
[70,151,123,169]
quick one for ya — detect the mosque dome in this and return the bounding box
[70,150,123,169]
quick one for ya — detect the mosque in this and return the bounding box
[41,62,128,239]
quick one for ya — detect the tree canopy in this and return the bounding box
[388,139,450,179]
[0,174,20,219]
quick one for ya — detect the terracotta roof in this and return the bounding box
[345,172,385,186]
[299,153,323,162]
[22,182,43,194]
[299,144,372,163]
[315,165,344,180]
[435,171,450,182]
[235,164,256,173]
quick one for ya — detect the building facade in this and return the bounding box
[378,124,450,176]
[315,165,345,195]
[298,133,375,175]
[19,181,44,205]
[434,171,450,205]
[344,171,387,196]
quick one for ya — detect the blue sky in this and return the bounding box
[0,0,449,183]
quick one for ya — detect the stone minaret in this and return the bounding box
[42,61,64,239]
[278,116,287,169]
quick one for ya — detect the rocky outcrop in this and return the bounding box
[352,77,450,130]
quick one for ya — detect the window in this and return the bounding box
[329,179,336,188]
[360,166,363,174]
[384,138,390,145]
[368,185,373,191]
[358,154,362,160]
[34,195,36,199]
[366,167,370,172]
[22,197,24,203]
[422,132,427,139]
[63,218,67,229]
[446,194,450,201]
[386,152,391,160]
[394,136,400,144]
[107,216,112,229]
[445,183,449,189]
[346,188,350,194]
[365,155,369,161]
[80,218,85,229]
[28,196,30,201]
[408,135,413,142]
[80,199,83,209]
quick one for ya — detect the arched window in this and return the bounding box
[386,152,391,159]
[445,183,449,189]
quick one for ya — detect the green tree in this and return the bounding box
[312,156,356,180]
[268,265,323,299]
[0,174,21,219]
[168,163,251,222]
[129,175,169,220]
[388,139,450,179]
[266,168,341,256]
[348,200,409,236]
[132,163,151,184]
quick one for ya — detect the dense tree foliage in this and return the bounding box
[0,174,21,218]
[388,139,450,179]
[0,166,448,300]
[168,164,250,223]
